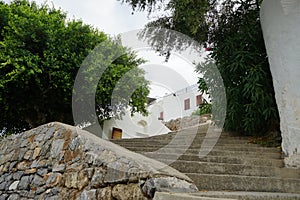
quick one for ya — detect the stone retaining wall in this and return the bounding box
[164,115,211,131]
[0,122,197,199]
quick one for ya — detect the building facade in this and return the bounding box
[149,84,206,122]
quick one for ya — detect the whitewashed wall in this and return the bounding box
[102,84,207,139]
[261,0,300,168]
[150,85,208,122]
[102,109,170,139]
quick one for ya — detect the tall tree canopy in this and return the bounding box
[120,0,279,135]
[0,0,150,134]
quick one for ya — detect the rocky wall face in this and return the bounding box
[0,122,198,199]
[164,115,211,131]
[261,0,300,168]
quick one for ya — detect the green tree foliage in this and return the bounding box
[191,101,212,116]
[205,0,279,134]
[119,0,280,135]
[0,0,150,133]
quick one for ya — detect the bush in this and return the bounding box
[192,102,212,116]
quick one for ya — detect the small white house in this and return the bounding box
[102,109,170,139]
[150,84,206,122]
[102,84,206,139]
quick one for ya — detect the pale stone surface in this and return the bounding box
[52,163,65,172]
[46,172,62,187]
[153,192,237,200]
[90,168,105,187]
[112,184,147,200]
[50,139,64,158]
[97,187,112,200]
[32,147,41,159]
[77,189,97,200]
[7,194,20,200]
[141,177,198,198]
[0,122,198,199]
[165,115,211,131]
[32,175,44,187]
[8,181,19,190]
[261,0,300,168]
[18,176,30,190]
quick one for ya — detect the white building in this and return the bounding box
[149,84,207,122]
[102,109,170,139]
[102,84,207,139]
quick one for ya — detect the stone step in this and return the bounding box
[115,144,281,153]
[113,142,271,151]
[116,133,253,140]
[155,134,254,141]
[113,136,249,141]
[175,156,284,167]
[194,191,300,200]
[113,138,260,145]
[111,128,253,142]
[186,173,300,194]
[142,152,282,163]
[163,160,300,178]
[111,126,300,198]
[157,157,283,168]
[110,138,260,146]
[153,192,237,200]
[131,148,282,159]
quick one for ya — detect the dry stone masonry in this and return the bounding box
[164,115,211,131]
[0,122,198,199]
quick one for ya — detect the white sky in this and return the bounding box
[4,0,202,98]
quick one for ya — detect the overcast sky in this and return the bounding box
[4,0,201,98]
[31,0,152,35]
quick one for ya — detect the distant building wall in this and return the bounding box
[150,84,208,122]
[102,109,170,139]
[102,84,207,139]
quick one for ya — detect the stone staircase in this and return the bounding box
[111,125,300,200]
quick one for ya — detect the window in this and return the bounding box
[158,112,164,120]
[184,98,190,110]
[196,95,202,106]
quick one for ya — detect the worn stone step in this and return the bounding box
[156,136,254,142]
[113,141,270,151]
[139,134,253,141]
[157,157,283,168]
[112,140,257,148]
[194,191,300,200]
[113,138,259,145]
[115,144,281,153]
[163,160,300,178]
[111,128,253,142]
[153,192,237,200]
[141,152,282,164]
[130,148,282,159]
[113,138,258,145]
[184,156,284,167]
[186,173,300,194]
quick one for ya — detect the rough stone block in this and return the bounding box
[8,181,19,190]
[112,184,147,200]
[97,187,112,200]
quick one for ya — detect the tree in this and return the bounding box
[119,0,279,135]
[0,0,150,134]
